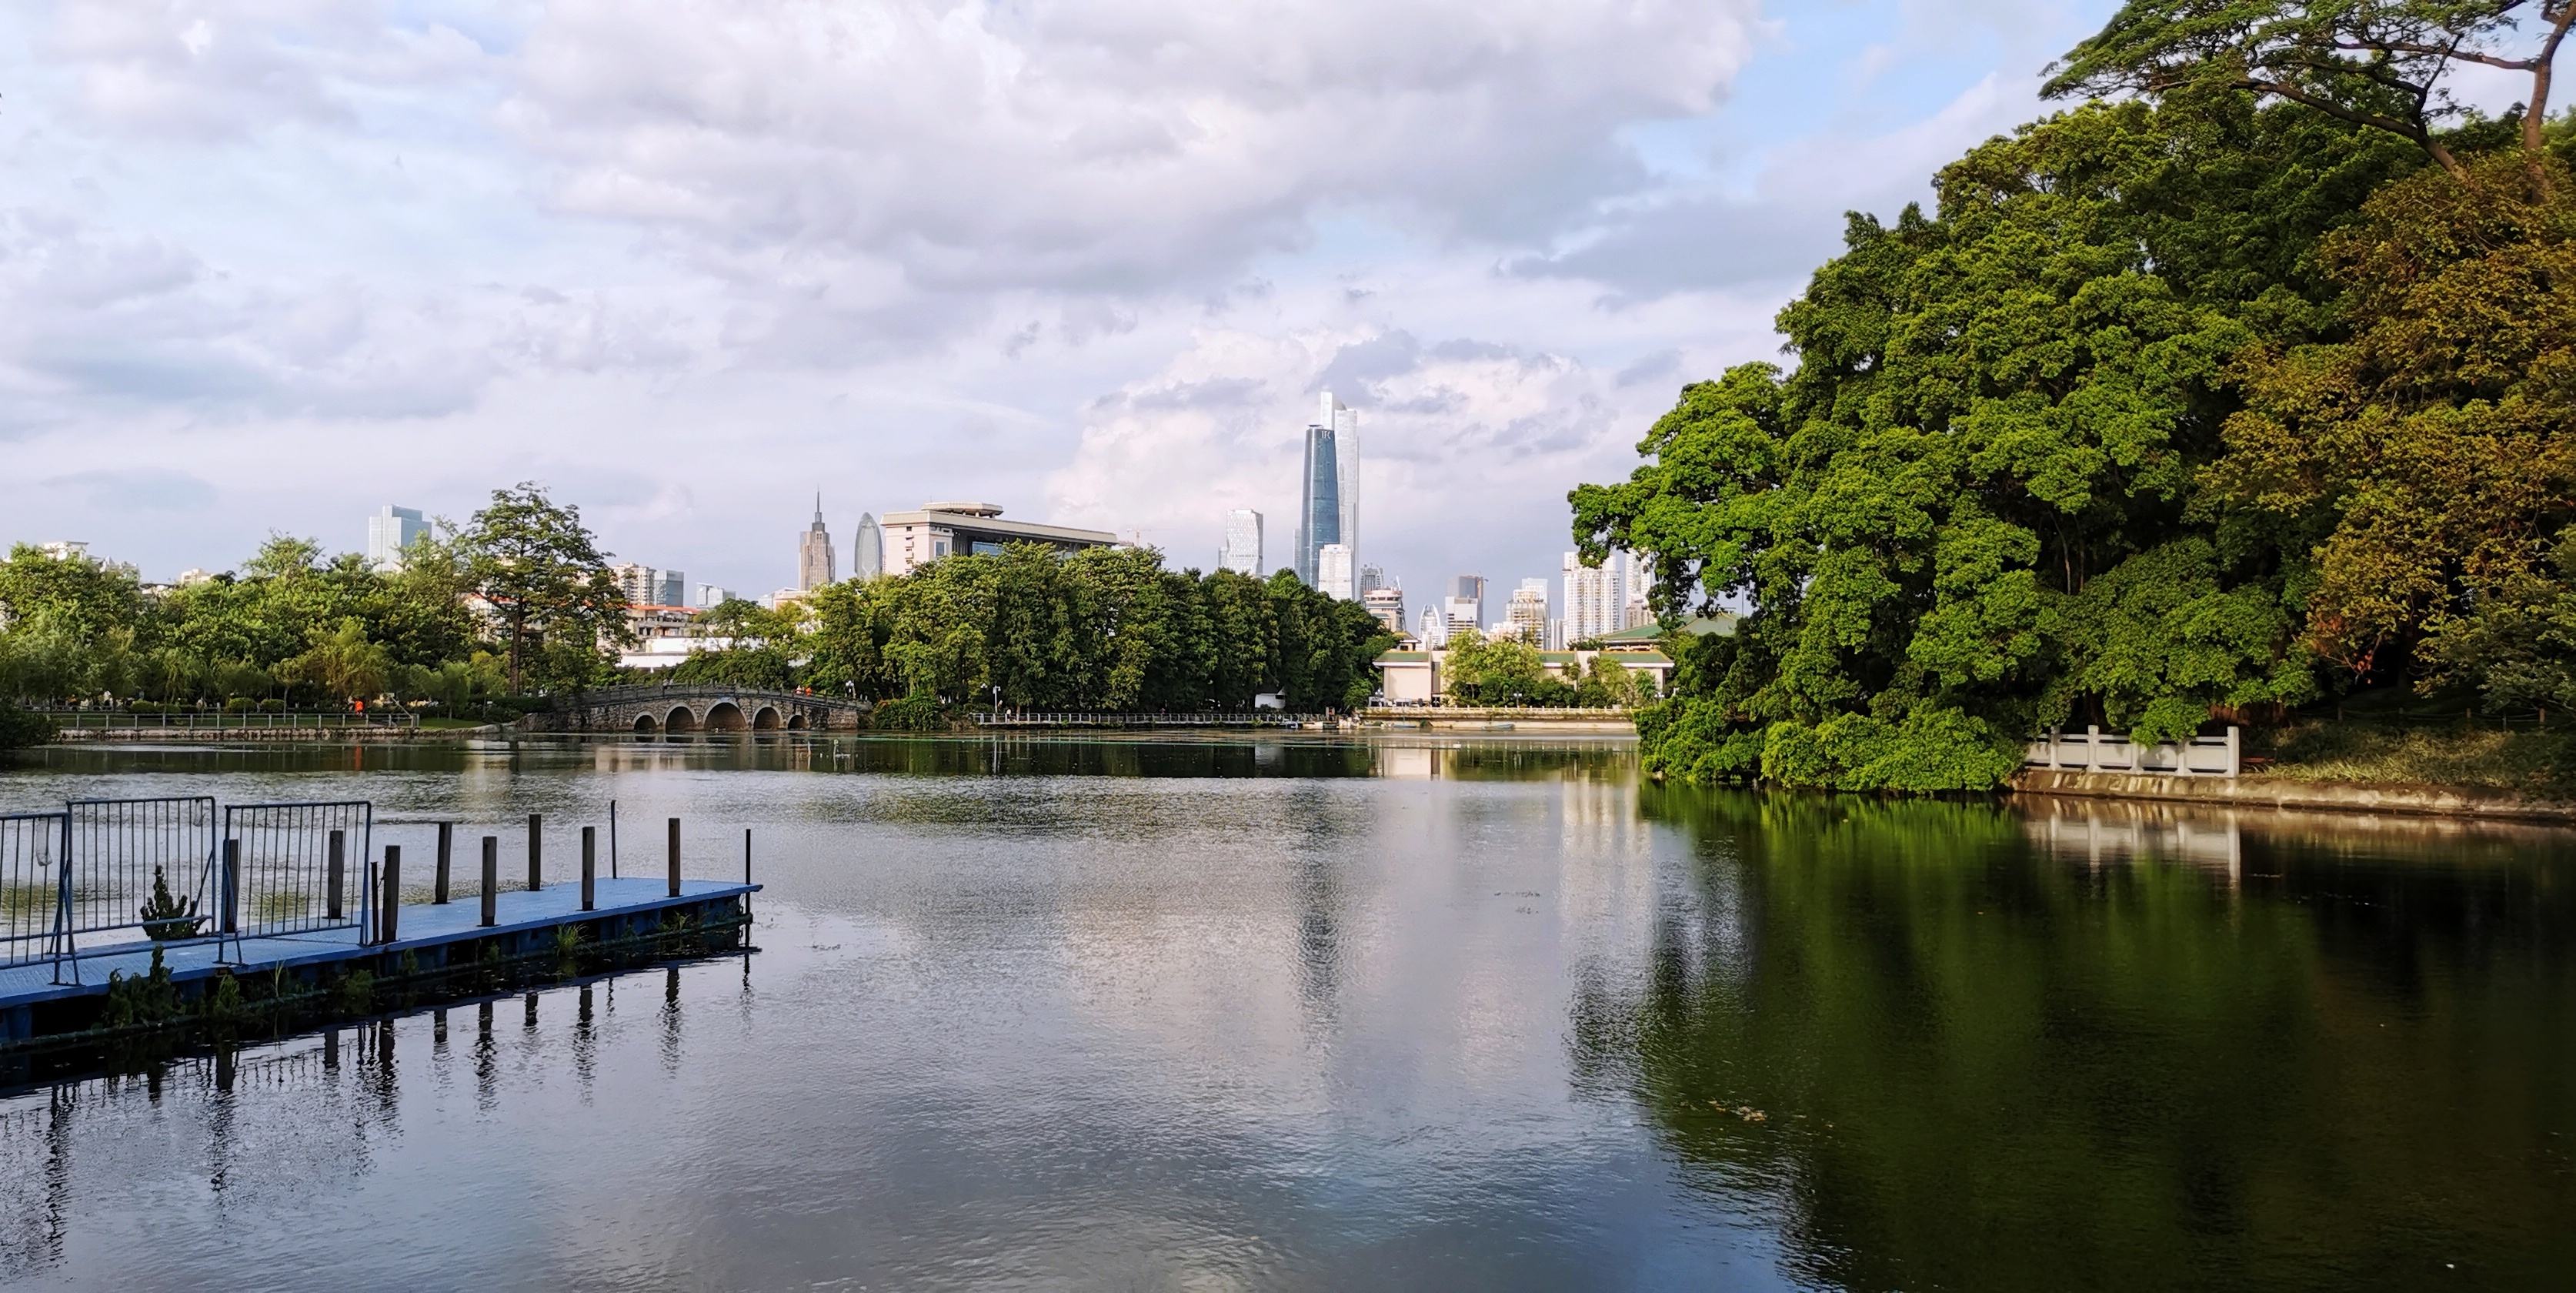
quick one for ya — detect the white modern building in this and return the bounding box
[611,563,688,609]
[1363,586,1406,636]
[365,506,427,571]
[1317,543,1354,600]
[1563,550,1626,644]
[1415,605,1448,646]
[696,583,736,609]
[1443,596,1481,640]
[1506,580,1550,644]
[853,512,884,580]
[1221,509,1263,576]
[879,502,1120,578]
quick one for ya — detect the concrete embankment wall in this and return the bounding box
[2011,769,2576,824]
[52,726,493,743]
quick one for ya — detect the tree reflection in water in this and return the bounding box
[1588,789,2576,1291]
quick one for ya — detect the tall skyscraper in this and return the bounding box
[853,512,883,579]
[799,495,836,590]
[365,506,426,571]
[1416,605,1448,646]
[1221,509,1264,576]
[1318,543,1354,600]
[1322,391,1358,576]
[1443,595,1481,640]
[1295,422,1340,586]
[1563,551,1623,643]
[610,563,686,608]
[1357,563,1388,595]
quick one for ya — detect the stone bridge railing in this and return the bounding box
[538,684,871,733]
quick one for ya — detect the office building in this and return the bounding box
[1221,509,1263,576]
[1318,543,1354,600]
[1443,596,1481,640]
[799,496,836,590]
[1295,420,1341,586]
[1358,564,1388,595]
[1364,586,1406,636]
[1450,576,1487,627]
[879,502,1120,578]
[365,506,427,571]
[1322,391,1358,576]
[696,583,736,609]
[853,513,883,580]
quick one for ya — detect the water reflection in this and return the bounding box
[1613,788,2576,1291]
[0,743,2564,1291]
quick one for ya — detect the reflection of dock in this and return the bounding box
[2023,799,2243,880]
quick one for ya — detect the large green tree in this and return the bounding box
[1576,96,2422,789]
[459,483,629,693]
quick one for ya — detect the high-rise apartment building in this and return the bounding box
[1563,550,1624,644]
[1318,543,1354,600]
[1363,586,1406,636]
[799,496,836,590]
[1295,422,1340,586]
[1221,509,1263,576]
[853,513,883,580]
[365,506,427,571]
[1505,580,1550,644]
[609,564,689,609]
[1322,392,1358,577]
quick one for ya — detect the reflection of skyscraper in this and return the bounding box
[1296,423,1340,586]
[1222,509,1264,576]
[853,512,883,579]
[799,496,836,590]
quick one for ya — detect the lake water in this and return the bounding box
[0,736,2568,1291]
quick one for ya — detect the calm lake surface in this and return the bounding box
[0,735,2569,1292]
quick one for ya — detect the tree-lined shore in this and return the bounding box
[1580,2,2576,791]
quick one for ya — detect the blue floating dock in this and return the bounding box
[0,879,756,1026]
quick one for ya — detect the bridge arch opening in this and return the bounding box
[665,706,699,733]
[786,713,809,730]
[632,713,659,733]
[752,706,782,730]
[705,701,746,732]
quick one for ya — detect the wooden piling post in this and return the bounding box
[581,826,596,912]
[667,817,681,897]
[381,845,401,944]
[434,822,452,904]
[528,814,544,892]
[480,836,498,927]
[327,829,346,921]
[222,839,239,935]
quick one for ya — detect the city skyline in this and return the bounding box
[0,2,2181,615]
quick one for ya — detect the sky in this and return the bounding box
[0,0,2130,607]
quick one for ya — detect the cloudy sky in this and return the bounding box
[0,0,2121,604]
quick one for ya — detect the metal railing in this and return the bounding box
[2024,726,2241,778]
[40,710,419,731]
[969,711,1304,728]
[0,813,69,968]
[0,797,385,981]
[220,802,375,951]
[63,797,219,955]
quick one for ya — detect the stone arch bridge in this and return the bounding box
[539,684,870,733]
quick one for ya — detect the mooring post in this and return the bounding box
[435,821,452,904]
[222,838,240,935]
[609,800,619,880]
[327,828,346,921]
[528,814,544,892]
[480,836,498,927]
[381,845,402,944]
[581,826,596,912]
[744,827,752,885]
[667,817,681,897]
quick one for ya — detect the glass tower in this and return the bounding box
[1296,424,1340,586]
